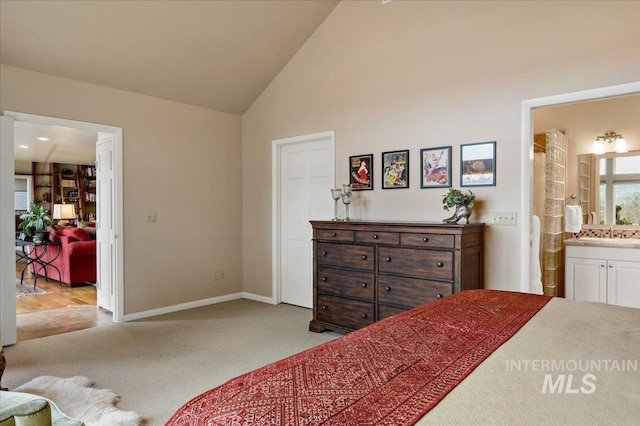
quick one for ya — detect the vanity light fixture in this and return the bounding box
[37,137,49,141]
[593,131,627,154]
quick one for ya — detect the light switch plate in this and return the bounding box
[490,211,517,226]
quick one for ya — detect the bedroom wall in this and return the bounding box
[242,1,640,296]
[1,65,243,314]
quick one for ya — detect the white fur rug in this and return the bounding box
[14,376,143,426]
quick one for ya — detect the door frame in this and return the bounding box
[1,116,17,344]
[271,131,335,305]
[4,111,124,324]
[519,81,640,293]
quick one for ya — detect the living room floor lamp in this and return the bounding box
[53,203,76,226]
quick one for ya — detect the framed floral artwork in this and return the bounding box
[420,146,452,188]
[460,141,496,187]
[382,149,409,189]
[349,154,373,191]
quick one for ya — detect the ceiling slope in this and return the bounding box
[1,0,339,115]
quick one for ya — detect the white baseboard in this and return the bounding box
[122,292,276,322]
[241,292,276,305]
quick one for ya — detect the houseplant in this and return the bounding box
[442,188,475,224]
[18,203,53,242]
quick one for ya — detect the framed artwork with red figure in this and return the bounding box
[349,154,373,191]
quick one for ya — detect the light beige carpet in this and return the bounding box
[3,299,340,425]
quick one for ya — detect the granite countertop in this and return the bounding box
[564,237,640,248]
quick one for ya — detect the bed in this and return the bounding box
[166,290,640,425]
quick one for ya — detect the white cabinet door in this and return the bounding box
[566,257,607,303]
[607,260,640,309]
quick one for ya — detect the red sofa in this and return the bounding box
[30,226,96,286]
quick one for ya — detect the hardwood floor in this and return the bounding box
[15,259,112,342]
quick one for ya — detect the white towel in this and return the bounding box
[530,215,543,295]
[565,205,583,233]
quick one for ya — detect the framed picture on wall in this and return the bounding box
[382,149,409,189]
[420,146,452,188]
[460,141,496,187]
[349,154,373,191]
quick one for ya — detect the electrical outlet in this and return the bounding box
[490,211,517,226]
[213,270,225,281]
[146,211,157,223]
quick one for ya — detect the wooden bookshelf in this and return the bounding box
[78,165,97,221]
[31,162,96,220]
[31,162,55,212]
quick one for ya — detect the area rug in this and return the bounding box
[15,280,50,297]
[13,376,143,426]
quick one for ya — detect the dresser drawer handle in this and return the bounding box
[384,286,391,292]
[436,293,443,299]
[360,313,368,319]
[372,234,378,239]
[436,261,444,267]
[321,305,327,310]
[361,282,367,288]
[361,255,367,260]
[321,277,327,282]
[321,251,328,256]
[331,232,337,237]
[385,257,391,262]
[422,237,429,242]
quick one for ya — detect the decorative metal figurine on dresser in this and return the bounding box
[309,220,484,333]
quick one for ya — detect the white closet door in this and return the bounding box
[279,137,333,308]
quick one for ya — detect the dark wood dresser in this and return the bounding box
[309,220,484,333]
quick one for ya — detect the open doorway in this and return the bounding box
[13,121,109,341]
[531,95,640,297]
[520,82,640,294]
[1,112,124,346]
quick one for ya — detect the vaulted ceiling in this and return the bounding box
[1,0,339,115]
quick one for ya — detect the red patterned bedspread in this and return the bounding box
[166,290,551,426]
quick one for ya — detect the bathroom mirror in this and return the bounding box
[591,150,640,226]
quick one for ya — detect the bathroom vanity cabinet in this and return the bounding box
[565,240,640,309]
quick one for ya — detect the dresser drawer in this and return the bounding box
[378,304,407,321]
[316,229,354,242]
[317,242,375,270]
[400,233,455,249]
[378,247,453,280]
[355,231,399,245]
[317,267,374,300]
[317,294,374,330]
[378,275,452,308]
